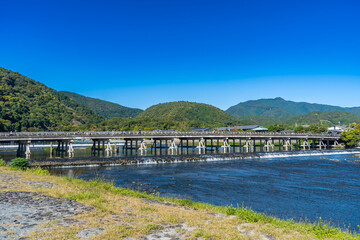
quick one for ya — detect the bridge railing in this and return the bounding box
[0,131,340,139]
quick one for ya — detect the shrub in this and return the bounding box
[225,205,236,215]
[9,158,29,170]
[0,158,6,166]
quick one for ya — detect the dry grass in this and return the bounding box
[0,167,358,240]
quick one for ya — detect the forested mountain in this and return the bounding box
[61,91,143,119]
[284,111,360,125]
[0,67,102,131]
[235,111,360,126]
[137,101,239,126]
[1,66,359,132]
[226,97,360,118]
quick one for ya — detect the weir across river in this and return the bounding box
[0,131,341,159]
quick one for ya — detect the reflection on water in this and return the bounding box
[49,154,360,232]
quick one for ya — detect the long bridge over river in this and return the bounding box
[0,131,341,159]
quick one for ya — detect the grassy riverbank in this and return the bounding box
[0,166,359,239]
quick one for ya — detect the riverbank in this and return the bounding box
[29,149,360,168]
[0,166,359,239]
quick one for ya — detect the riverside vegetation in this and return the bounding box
[0,158,359,239]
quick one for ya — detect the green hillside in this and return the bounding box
[285,111,360,125]
[137,101,238,126]
[226,97,356,118]
[61,91,143,119]
[0,67,102,131]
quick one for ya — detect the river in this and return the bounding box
[48,151,360,232]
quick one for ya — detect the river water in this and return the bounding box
[47,152,360,232]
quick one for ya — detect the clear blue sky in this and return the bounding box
[1,0,360,110]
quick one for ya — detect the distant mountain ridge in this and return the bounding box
[61,91,143,119]
[226,97,360,119]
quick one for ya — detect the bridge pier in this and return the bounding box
[196,138,206,154]
[139,139,147,155]
[232,138,236,152]
[244,139,253,152]
[168,138,178,155]
[318,140,327,150]
[105,141,112,156]
[17,140,31,159]
[332,140,339,148]
[301,140,311,150]
[265,138,274,152]
[222,138,230,153]
[68,140,74,157]
[56,140,67,157]
[91,139,108,156]
[310,140,315,150]
[283,139,292,151]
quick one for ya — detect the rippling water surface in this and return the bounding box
[50,153,360,232]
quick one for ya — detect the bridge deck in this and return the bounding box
[0,131,340,142]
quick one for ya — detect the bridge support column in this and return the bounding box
[50,142,53,157]
[56,140,69,157]
[168,138,178,155]
[25,141,31,159]
[196,138,206,154]
[113,142,118,155]
[244,139,253,152]
[265,138,274,152]
[296,140,300,150]
[311,140,315,150]
[91,139,108,156]
[283,139,292,151]
[332,140,339,148]
[67,140,74,157]
[17,140,31,159]
[318,140,326,150]
[222,138,230,153]
[139,139,148,155]
[105,141,112,156]
[301,140,311,150]
[232,138,236,152]
[17,141,27,158]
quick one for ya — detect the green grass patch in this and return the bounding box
[67,190,101,201]
[0,158,6,167]
[144,224,163,234]
[26,167,50,176]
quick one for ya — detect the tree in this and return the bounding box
[341,129,360,148]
